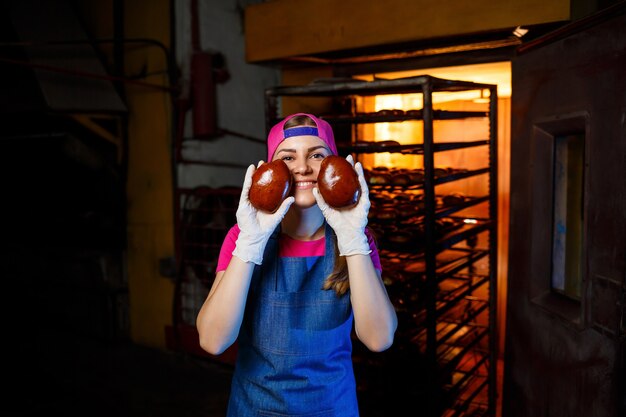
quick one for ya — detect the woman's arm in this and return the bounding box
[313,155,397,352]
[196,163,294,355]
[196,258,256,355]
[346,255,397,352]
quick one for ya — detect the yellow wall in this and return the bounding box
[77,0,175,349]
[123,0,174,349]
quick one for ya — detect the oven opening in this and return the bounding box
[352,61,511,415]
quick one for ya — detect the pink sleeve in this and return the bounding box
[365,228,383,273]
[216,225,382,273]
[216,225,240,272]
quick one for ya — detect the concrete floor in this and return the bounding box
[5,326,503,417]
[6,328,233,417]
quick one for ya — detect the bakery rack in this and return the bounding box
[265,75,498,417]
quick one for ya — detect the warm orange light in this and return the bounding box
[472,89,490,104]
[373,94,422,168]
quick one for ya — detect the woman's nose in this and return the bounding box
[292,158,312,175]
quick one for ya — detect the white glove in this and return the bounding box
[232,162,294,265]
[313,155,372,257]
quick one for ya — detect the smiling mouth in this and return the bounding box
[295,181,316,189]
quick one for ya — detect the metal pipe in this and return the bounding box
[0,56,178,93]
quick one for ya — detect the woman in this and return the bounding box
[196,113,397,416]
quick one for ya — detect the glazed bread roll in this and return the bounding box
[249,160,293,213]
[317,156,361,208]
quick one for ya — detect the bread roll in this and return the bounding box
[317,156,361,208]
[249,160,293,213]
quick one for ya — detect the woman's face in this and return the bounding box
[272,134,332,209]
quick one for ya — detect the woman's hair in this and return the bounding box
[283,114,316,129]
[284,114,352,296]
[324,228,378,296]
[322,240,350,296]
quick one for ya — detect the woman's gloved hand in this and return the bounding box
[313,155,372,257]
[232,162,294,265]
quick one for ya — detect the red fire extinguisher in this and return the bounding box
[190,50,216,138]
[190,0,229,139]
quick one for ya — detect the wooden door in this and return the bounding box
[504,7,625,417]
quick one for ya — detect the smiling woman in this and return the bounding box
[195,113,397,417]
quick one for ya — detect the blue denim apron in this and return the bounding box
[227,223,358,417]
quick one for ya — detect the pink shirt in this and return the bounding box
[216,225,382,272]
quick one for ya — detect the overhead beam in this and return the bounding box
[245,0,570,62]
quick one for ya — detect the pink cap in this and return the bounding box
[267,113,337,161]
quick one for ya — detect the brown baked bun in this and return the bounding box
[391,172,411,186]
[434,167,452,178]
[442,192,466,206]
[317,155,361,208]
[396,203,418,219]
[376,206,397,222]
[368,172,391,185]
[406,169,424,183]
[387,230,413,244]
[249,160,293,213]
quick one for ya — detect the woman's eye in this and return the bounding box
[281,156,294,162]
[311,153,326,159]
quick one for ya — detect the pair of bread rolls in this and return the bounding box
[249,156,361,213]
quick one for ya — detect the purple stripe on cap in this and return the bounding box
[283,126,319,138]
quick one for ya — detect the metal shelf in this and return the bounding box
[265,74,495,97]
[341,140,490,155]
[435,219,491,252]
[367,167,490,191]
[320,110,489,124]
